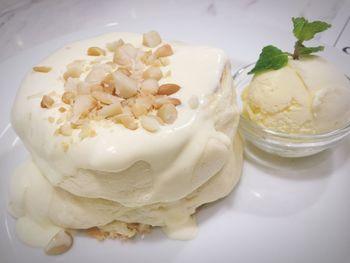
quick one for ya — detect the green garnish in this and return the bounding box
[248,46,288,75]
[248,17,331,75]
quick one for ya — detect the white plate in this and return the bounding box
[1,20,350,263]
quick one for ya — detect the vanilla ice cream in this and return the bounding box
[242,56,350,134]
[9,32,243,252]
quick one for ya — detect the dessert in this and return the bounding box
[9,31,243,254]
[242,56,350,134]
[242,17,350,134]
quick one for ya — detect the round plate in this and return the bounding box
[1,14,350,263]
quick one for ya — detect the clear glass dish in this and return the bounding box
[233,63,350,158]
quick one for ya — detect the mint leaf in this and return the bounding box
[298,45,324,55]
[248,45,288,75]
[292,17,331,41]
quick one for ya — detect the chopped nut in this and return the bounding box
[157,83,180,95]
[71,95,96,123]
[113,45,132,66]
[33,66,52,73]
[154,44,173,58]
[113,71,138,98]
[101,73,116,94]
[45,230,73,255]
[58,123,72,136]
[90,84,104,93]
[157,103,177,124]
[48,116,55,123]
[40,95,54,108]
[63,60,85,80]
[59,107,67,113]
[113,114,138,130]
[140,115,160,132]
[136,96,154,110]
[152,95,170,109]
[87,47,106,56]
[86,227,108,241]
[79,125,97,139]
[143,66,162,80]
[64,77,79,93]
[142,31,162,48]
[131,101,148,118]
[77,82,92,95]
[91,91,120,105]
[117,68,131,77]
[127,223,152,234]
[140,79,159,95]
[106,39,124,52]
[62,91,75,105]
[168,97,181,106]
[97,102,122,118]
[85,67,108,83]
[159,57,170,66]
[140,51,156,65]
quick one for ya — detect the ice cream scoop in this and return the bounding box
[242,56,350,134]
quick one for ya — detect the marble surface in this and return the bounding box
[0,0,349,61]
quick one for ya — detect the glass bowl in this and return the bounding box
[233,63,350,158]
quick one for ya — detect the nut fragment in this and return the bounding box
[45,230,73,255]
[91,91,120,105]
[142,31,162,47]
[143,66,162,80]
[79,124,97,139]
[131,101,148,117]
[62,91,75,105]
[86,227,108,241]
[101,73,116,94]
[152,95,170,109]
[114,114,138,130]
[41,95,54,108]
[106,39,124,52]
[154,44,173,58]
[97,102,122,118]
[140,51,156,65]
[168,97,181,106]
[33,66,52,73]
[157,103,177,124]
[58,123,72,136]
[63,60,85,80]
[140,79,159,95]
[85,67,108,83]
[71,95,96,123]
[87,47,106,56]
[113,71,138,98]
[113,45,133,66]
[140,115,160,132]
[157,83,180,95]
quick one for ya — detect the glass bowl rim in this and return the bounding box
[233,63,350,141]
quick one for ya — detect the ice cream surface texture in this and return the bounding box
[242,56,350,134]
[9,32,243,251]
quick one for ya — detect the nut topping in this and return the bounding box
[45,230,73,255]
[33,66,52,73]
[87,47,106,56]
[41,31,182,134]
[143,31,162,48]
[157,83,181,95]
[41,95,54,108]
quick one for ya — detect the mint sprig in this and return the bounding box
[248,17,331,75]
[249,46,288,75]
